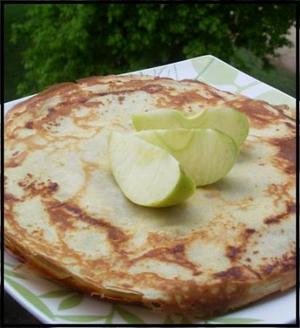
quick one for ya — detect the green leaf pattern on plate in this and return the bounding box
[104,311,114,324]
[192,56,294,108]
[58,293,84,310]
[115,304,144,324]
[55,315,108,322]
[191,56,214,80]
[104,315,113,324]
[40,289,73,298]
[5,277,54,319]
[4,55,294,324]
[208,317,263,324]
[4,268,27,280]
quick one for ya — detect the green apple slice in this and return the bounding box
[193,107,249,147]
[132,107,249,147]
[136,128,239,186]
[133,109,193,130]
[109,132,195,207]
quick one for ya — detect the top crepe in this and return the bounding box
[4,75,296,318]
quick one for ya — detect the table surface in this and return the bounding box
[4,291,41,325]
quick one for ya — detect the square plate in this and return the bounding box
[4,55,296,324]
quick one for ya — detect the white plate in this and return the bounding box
[4,55,296,325]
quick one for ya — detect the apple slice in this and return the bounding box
[132,107,249,147]
[191,107,249,147]
[136,128,238,186]
[109,132,195,207]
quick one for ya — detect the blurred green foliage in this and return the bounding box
[4,5,29,101]
[8,3,295,97]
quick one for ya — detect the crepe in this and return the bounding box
[4,75,296,317]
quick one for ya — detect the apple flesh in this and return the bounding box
[109,132,195,207]
[132,107,249,147]
[136,128,238,186]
